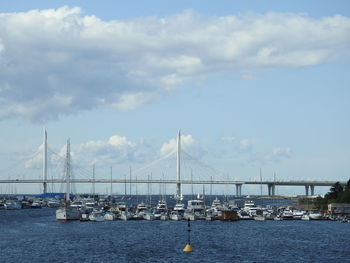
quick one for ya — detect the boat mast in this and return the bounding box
[65,139,71,204]
[42,128,48,194]
[110,166,113,196]
[92,164,95,196]
[260,168,262,196]
[176,130,182,201]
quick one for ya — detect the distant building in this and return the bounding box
[328,203,350,215]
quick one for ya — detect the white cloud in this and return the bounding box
[160,134,206,158]
[0,7,349,121]
[265,147,293,163]
[239,139,252,151]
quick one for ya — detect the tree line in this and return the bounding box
[315,179,350,211]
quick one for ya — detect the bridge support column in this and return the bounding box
[310,185,315,196]
[268,184,276,196]
[305,185,309,196]
[236,184,242,197]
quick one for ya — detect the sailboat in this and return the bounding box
[56,139,80,221]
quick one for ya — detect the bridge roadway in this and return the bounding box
[0,179,345,196]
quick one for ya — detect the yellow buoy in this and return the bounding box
[183,243,194,252]
[183,219,194,252]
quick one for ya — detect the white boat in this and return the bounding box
[55,140,80,221]
[56,206,80,221]
[174,202,185,211]
[254,215,266,221]
[293,210,305,220]
[301,214,310,221]
[5,200,21,210]
[187,199,206,217]
[282,210,294,220]
[144,212,156,221]
[243,200,259,217]
[89,210,105,222]
[170,211,182,221]
[30,201,42,209]
[47,199,61,208]
[160,214,169,220]
[120,211,132,221]
[104,212,116,221]
[309,211,323,220]
[274,216,283,221]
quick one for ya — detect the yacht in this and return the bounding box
[184,199,206,220]
[154,200,168,219]
[243,200,259,217]
[173,202,186,214]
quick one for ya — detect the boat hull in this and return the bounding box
[56,207,80,221]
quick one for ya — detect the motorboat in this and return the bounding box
[56,206,80,221]
[143,212,156,221]
[211,197,222,210]
[292,210,305,220]
[238,210,252,220]
[170,211,182,221]
[282,210,294,220]
[120,211,132,221]
[5,200,21,210]
[254,215,266,221]
[309,211,323,220]
[301,214,310,221]
[89,210,105,222]
[47,199,61,208]
[104,211,116,221]
[173,202,186,214]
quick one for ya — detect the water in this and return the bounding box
[1,209,349,263]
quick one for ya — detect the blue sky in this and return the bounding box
[0,1,349,195]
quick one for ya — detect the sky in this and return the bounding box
[0,0,349,195]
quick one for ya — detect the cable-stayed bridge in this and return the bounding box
[0,130,346,196]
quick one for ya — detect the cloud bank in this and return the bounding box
[0,7,349,121]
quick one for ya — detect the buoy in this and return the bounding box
[183,219,194,252]
[183,243,194,252]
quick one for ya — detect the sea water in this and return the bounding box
[0,208,349,263]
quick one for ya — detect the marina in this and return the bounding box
[1,206,349,263]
